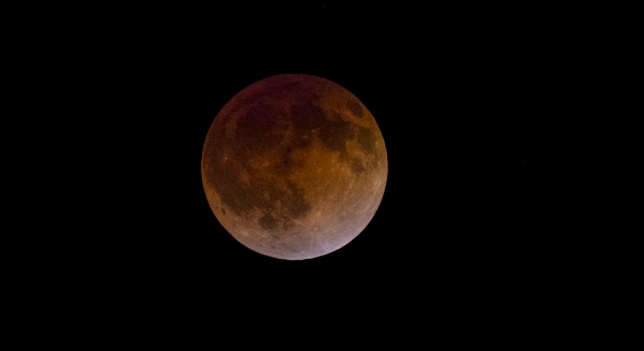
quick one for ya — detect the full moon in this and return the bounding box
[201,74,387,260]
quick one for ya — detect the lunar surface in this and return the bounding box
[201,74,387,260]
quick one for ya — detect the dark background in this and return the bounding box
[29,3,588,329]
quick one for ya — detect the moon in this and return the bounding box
[201,74,387,260]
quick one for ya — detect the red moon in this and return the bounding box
[201,74,387,260]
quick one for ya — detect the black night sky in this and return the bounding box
[41,4,582,332]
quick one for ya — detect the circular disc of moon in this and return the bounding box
[201,74,387,260]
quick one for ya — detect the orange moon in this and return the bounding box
[201,74,387,260]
